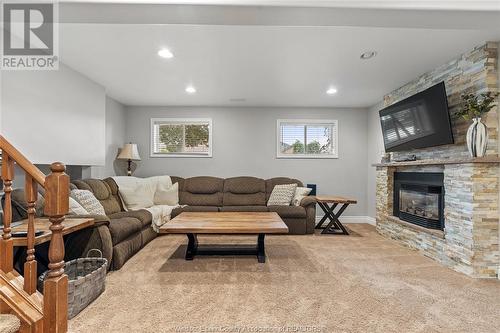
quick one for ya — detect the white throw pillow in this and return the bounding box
[267,184,297,206]
[119,182,155,210]
[70,190,106,216]
[292,187,312,206]
[68,197,89,215]
[154,182,179,206]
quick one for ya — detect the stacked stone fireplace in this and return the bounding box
[374,43,499,279]
[393,172,444,231]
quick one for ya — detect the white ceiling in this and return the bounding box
[60,23,500,107]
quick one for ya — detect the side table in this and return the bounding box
[315,196,357,235]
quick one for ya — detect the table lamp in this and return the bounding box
[117,143,141,176]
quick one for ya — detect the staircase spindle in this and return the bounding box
[24,174,38,294]
[42,162,69,333]
[0,153,14,273]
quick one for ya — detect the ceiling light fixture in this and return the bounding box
[158,48,174,59]
[326,87,338,95]
[185,85,196,94]
[360,51,377,60]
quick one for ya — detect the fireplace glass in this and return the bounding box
[399,188,439,221]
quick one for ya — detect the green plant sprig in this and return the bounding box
[453,91,499,121]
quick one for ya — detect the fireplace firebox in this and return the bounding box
[393,172,444,230]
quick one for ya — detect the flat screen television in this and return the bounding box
[379,82,454,152]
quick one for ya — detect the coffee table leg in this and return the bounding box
[186,233,198,260]
[257,233,266,263]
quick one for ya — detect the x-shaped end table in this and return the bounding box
[315,196,357,235]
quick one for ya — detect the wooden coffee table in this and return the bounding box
[159,212,288,263]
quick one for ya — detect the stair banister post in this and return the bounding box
[0,153,14,273]
[43,162,69,333]
[23,174,38,294]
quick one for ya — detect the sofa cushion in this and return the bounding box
[73,179,123,215]
[184,176,223,194]
[224,177,265,194]
[268,205,307,218]
[119,182,155,210]
[267,183,297,206]
[266,177,303,201]
[180,192,223,206]
[171,176,185,190]
[70,190,106,215]
[108,210,152,228]
[69,197,88,215]
[108,217,143,245]
[154,182,179,206]
[223,177,266,206]
[180,176,224,206]
[220,206,269,212]
[223,192,266,206]
[292,187,312,206]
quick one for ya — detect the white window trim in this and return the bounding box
[276,119,339,159]
[150,118,213,158]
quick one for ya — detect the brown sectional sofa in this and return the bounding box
[64,175,316,270]
[69,178,156,270]
[171,176,316,234]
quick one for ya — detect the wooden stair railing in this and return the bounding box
[0,135,69,333]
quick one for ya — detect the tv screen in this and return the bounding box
[379,82,454,152]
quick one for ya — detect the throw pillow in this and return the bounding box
[267,184,297,206]
[154,182,179,206]
[70,190,106,216]
[119,182,155,210]
[69,197,89,215]
[292,187,312,206]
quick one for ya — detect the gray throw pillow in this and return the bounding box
[70,189,106,216]
[267,184,297,206]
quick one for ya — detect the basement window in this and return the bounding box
[151,118,212,157]
[277,119,338,159]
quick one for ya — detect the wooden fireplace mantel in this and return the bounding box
[372,155,500,167]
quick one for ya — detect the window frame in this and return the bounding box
[276,119,339,159]
[150,118,213,158]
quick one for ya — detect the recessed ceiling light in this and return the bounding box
[158,48,174,59]
[326,87,338,95]
[360,51,377,60]
[185,85,196,94]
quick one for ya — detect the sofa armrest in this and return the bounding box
[300,196,317,207]
[300,196,317,234]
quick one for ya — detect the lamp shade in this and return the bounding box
[117,143,141,161]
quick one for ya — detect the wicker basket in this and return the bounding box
[38,249,107,319]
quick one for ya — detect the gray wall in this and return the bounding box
[91,97,128,178]
[125,106,369,216]
[1,62,106,166]
[366,102,385,218]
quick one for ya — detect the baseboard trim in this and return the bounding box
[315,215,376,226]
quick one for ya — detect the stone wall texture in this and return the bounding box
[383,42,498,160]
[376,42,500,278]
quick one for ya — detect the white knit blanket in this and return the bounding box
[112,176,180,232]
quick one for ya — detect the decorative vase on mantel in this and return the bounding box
[466,117,488,158]
[454,91,498,159]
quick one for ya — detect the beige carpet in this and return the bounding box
[69,224,500,333]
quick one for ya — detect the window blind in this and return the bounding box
[151,118,212,157]
[277,120,338,158]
